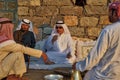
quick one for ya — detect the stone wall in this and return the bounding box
[0,0,112,40]
[0,0,17,25]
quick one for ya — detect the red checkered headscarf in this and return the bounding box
[109,2,120,17]
[0,18,14,43]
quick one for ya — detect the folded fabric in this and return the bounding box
[28,57,72,70]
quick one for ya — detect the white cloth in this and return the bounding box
[29,57,72,70]
[16,19,33,32]
[0,40,42,79]
[16,19,36,38]
[76,21,120,80]
[44,23,76,64]
[51,24,70,35]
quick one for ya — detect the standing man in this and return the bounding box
[73,1,120,80]
[13,19,36,68]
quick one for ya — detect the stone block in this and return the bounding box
[30,0,41,6]
[43,0,73,6]
[60,6,83,16]
[18,0,29,6]
[64,16,78,26]
[87,28,101,37]
[0,12,13,19]
[32,17,51,27]
[99,16,111,25]
[69,27,85,37]
[85,5,108,15]
[29,8,35,17]
[80,17,98,27]
[87,0,107,5]
[18,7,29,15]
[8,2,17,10]
[36,6,58,16]
[0,1,4,10]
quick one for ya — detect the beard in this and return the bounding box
[109,16,119,23]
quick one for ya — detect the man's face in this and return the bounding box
[21,24,29,31]
[109,9,119,23]
[56,26,64,35]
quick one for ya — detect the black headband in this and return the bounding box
[56,21,64,24]
[0,21,12,24]
[22,19,30,24]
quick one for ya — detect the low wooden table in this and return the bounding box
[24,69,71,80]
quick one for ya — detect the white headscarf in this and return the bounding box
[51,20,70,35]
[16,19,36,38]
[16,19,33,32]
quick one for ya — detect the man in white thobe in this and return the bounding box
[74,2,120,80]
[44,21,76,64]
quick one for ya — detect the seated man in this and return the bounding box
[0,17,52,80]
[43,21,76,64]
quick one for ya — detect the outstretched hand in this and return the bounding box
[41,52,55,65]
[52,35,58,44]
[66,52,72,59]
[72,62,77,70]
[44,59,55,65]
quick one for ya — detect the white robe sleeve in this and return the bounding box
[76,29,110,72]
